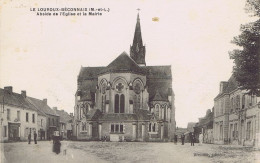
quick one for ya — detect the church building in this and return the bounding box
[73,13,176,141]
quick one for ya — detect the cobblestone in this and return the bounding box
[1,141,260,163]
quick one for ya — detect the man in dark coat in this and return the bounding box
[34,131,37,144]
[28,133,31,144]
[190,132,195,146]
[181,133,185,145]
[174,134,177,145]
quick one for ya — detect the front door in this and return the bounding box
[8,123,20,141]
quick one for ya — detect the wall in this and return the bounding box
[37,115,47,140]
[0,104,38,141]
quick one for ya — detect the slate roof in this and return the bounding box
[152,90,165,101]
[143,66,172,101]
[56,110,72,123]
[27,97,59,116]
[78,67,104,81]
[79,90,94,102]
[142,66,172,79]
[0,88,38,112]
[77,53,173,102]
[215,75,239,99]
[86,109,102,121]
[195,112,213,128]
[99,52,145,75]
[187,122,196,132]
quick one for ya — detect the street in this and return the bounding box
[1,141,260,163]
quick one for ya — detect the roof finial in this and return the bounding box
[137,8,140,21]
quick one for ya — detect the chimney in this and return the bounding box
[53,107,57,111]
[4,86,13,93]
[43,98,47,105]
[219,81,228,94]
[21,90,26,97]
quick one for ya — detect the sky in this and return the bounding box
[0,0,257,127]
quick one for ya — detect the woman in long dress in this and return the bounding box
[52,131,61,154]
[199,133,203,146]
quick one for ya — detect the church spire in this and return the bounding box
[130,10,146,66]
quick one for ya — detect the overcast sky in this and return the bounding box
[0,0,256,127]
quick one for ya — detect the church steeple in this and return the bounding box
[130,11,146,66]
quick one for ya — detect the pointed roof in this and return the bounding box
[56,109,72,123]
[130,13,146,66]
[27,97,59,116]
[152,90,165,101]
[99,52,144,75]
[79,90,94,102]
[86,109,102,121]
[133,13,143,46]
[215,74,239,99]
[0,88,38,112]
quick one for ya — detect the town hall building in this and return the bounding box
[73,13,176,141]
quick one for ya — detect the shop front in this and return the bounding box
[8,122,20,141]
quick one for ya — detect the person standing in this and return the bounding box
[28,133,31,144]
[190,132,195,146]
[53,131,61,154]
[174,134,178,145]
[199,132,203,146]
[181,133,185,145]
[34,131,37,144]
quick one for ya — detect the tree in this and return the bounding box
[229,0,260,96]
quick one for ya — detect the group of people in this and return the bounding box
[174,132,202,146]
[28,131,62,155]
[28,131,37,144]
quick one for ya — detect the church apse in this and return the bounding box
[73,13,176,142]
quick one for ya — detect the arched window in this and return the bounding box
[153,123,156,132]
[137,95,140,109]
[114,94,125,113]
[155,104,160,117]
[162,107,165,120]
[115,94,119,113]
[242,94,245,109]
[120,94,125,113]
[134,95,141,109]
[102,95,106,113]
[82,104,88,115]
[149,123,152,132]
[236,95,240,109]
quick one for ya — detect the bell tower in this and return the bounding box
[130,11,146,66]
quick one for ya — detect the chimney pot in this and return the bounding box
[43,99,47,105]
[4,86,13,93]
[219,82,228,94]
[21,90,26,97]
